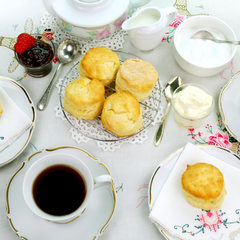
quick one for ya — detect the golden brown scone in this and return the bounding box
[0,101,2,114]
[181,163,226,210]
[101,91,143,137]
[115,59,158,101]
[64,77,105,120]
[78,47,120,86]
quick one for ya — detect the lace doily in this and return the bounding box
[41,12,164,151]
[54,104,163,152]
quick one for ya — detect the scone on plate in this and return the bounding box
[64,77,105,120]
[101,91,143,137]
[78,47,120,86]
[115,59,158,101]
[181,163,227,210]
[0,101,2,114]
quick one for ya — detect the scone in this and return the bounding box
[101,92,143,137]
[115,59,158,101]
[181,163,226,210]
[78,47,120,86]
[64,77,105,120]
[0,101,2,114]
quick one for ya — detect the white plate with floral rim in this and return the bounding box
[219,71,240,142]
[148,145,240,240]
[0,76,35,167]
[6,146,117,240]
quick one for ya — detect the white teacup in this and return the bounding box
[23,153,112,223]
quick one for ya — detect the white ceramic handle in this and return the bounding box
[162,6,177,27]
[94,174,112,189]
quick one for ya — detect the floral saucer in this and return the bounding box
[0,76,35,167]
[6,146,117,240]
[219,71,240,142]
[148,145,240,240]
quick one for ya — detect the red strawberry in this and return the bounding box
[14,33,36,54]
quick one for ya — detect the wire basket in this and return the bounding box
[59,51,162,142]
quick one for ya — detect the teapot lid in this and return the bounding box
[51,0,130,28]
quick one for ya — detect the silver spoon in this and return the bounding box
[192,30,240,45]
[154,76,183,146]
[37,39,78,111]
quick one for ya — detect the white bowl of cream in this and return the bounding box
[172,83,214,128]
[173,16,237,77]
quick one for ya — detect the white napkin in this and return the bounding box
[0,86,32,152]
[149,142,240,240]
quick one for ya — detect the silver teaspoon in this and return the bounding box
[192,30,240,45]
[37,39,78,111]
[154,76,183,146]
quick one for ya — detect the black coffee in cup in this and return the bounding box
[32,164,86,216]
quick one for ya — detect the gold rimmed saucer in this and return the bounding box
[6,146,117,240]
[0,76,35,167]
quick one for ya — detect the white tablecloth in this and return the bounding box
[0,0,240,240]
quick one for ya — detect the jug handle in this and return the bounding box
[162,6,178,27]
[0,37,16,51]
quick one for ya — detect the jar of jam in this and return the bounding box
[15,34,55,78]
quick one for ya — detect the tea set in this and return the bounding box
[1,0,240,240]
[42,0,176,50]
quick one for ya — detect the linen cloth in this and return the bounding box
[149,142,240,240]
[0,86,32,152]
[1,0,240,240]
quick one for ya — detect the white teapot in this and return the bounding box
[42,0,151,39]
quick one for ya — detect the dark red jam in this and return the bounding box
[18,39,54,68]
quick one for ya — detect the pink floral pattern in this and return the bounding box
[208,132,231,148]
[174,209,240,236]
[200,211,222,231]
[187,113,233,149]
[87,12,127,38]
[169,14,185,29]
[220,59,234,80]
[96,27,111,38]
[114,12,128,31]
[162,13,185,43]
[88,26,111,38]
[136,184,148,208]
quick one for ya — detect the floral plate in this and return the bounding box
[148,145,240,240]
[219,71,240,142]
[0,76,35,167]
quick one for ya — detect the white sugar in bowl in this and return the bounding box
[173,16,237,77]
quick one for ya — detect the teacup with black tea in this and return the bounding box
[23,153,112,223]
[33,164,86,216]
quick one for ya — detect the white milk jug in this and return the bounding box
[122,6,177,51]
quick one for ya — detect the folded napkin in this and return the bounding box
[149,142,240,240]
[0,86,32,152]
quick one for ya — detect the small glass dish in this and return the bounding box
[14,34,55,78]
[172,83,214,128]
